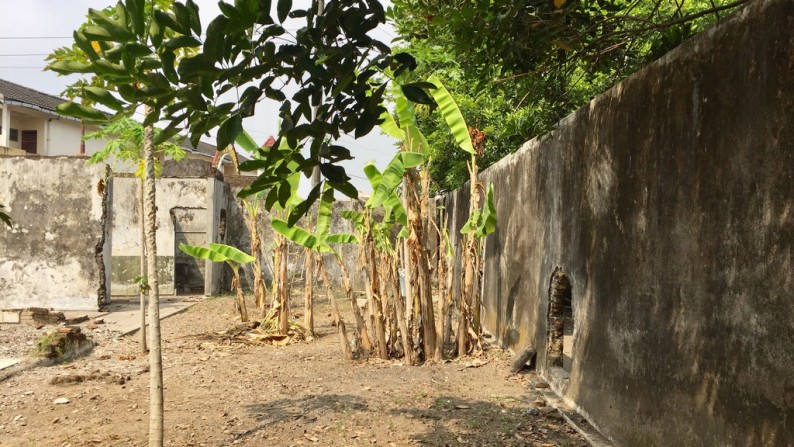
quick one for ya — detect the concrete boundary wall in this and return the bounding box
[0,156,111,311]
[445,1,794,445]
[110,175,227,296]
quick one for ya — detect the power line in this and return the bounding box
[0,36,71,40]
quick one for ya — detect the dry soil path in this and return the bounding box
[0,294,586,447]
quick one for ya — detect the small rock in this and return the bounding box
[532,399,546,407]
[52,418,60,424]
[93,318,104,324]
[534,381,550,389]
[53,397,70,405]
[539,407,556,415]
[86,321,99,330]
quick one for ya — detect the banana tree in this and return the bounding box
[238,135,309,335]
[373,79,439,361]
[233,131,272,312]
[271,184,368,359]
[427,75,497,356]
[342,162,414,361]
[178,242,255,322]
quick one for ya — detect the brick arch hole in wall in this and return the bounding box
[547,268,573,373]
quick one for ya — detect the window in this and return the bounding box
[9,128,18,142]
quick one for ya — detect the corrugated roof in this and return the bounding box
[0,78,66,113]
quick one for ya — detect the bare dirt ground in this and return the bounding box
[0,293,586,447]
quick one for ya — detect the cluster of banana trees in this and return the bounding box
[271,77,496,363]
[179,76,495,364]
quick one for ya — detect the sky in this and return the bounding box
[0,0,399,195]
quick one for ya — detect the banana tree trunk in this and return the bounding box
[318,261,353,360]
[390,253,414,365]
[142,108,163,447]
[364,216,388,360]
[245,203,267,310]
[231,264,248,322]
[404,168,436,361]
[303,247,314,335]
[339,262,373,354]
[278,239,289,335]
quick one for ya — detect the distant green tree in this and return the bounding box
[389,0,750,192]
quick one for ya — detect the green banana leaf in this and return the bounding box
[178,242,255,265]
[392,81,430,155]
[378,109,405,141]
[367,152,424,209]
[271,218,318,250]
[209,243,256,264]
[428,75,475,155]
[315,184,334,242]
[326,233,359,244]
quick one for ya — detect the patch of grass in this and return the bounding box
[34,332,65,358]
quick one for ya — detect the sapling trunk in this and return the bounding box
[138,179,147,353]
[142,109,163,447]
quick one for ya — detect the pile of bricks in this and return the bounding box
[0,307,66,326]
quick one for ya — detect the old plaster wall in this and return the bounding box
[445,0,794,445]
[110,175,226,295]
[0,156,111,310]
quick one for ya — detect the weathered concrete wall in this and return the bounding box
[445,1,794,445]
[110,175,226,295]
[0,156,111,310]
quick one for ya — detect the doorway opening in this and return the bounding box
[172,207,208,294]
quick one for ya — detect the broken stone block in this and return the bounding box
[35,330,94,363]
[1,310,21,324]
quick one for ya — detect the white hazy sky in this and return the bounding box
[0,0,400,194]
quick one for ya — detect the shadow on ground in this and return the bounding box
[225,394,368,446]
[390,395,585,447]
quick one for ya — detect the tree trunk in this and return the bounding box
[458,157,483,357]
[303,248,314,335]
[318,261,353,360]
[232,265,248,322]
[142,108,163,447]
[390,254,414,365]
[339,262,373,354]
[138,179,147,353]
[244,201,267,310]
[278,239,290,335]
[405,168,436,361]
[363,215,388,359]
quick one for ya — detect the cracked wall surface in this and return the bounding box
[0,156,110,310]
[445,0,794,445]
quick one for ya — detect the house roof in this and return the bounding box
[0,79,66,113]
[0,78,229,158]
[179,138,218,157]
